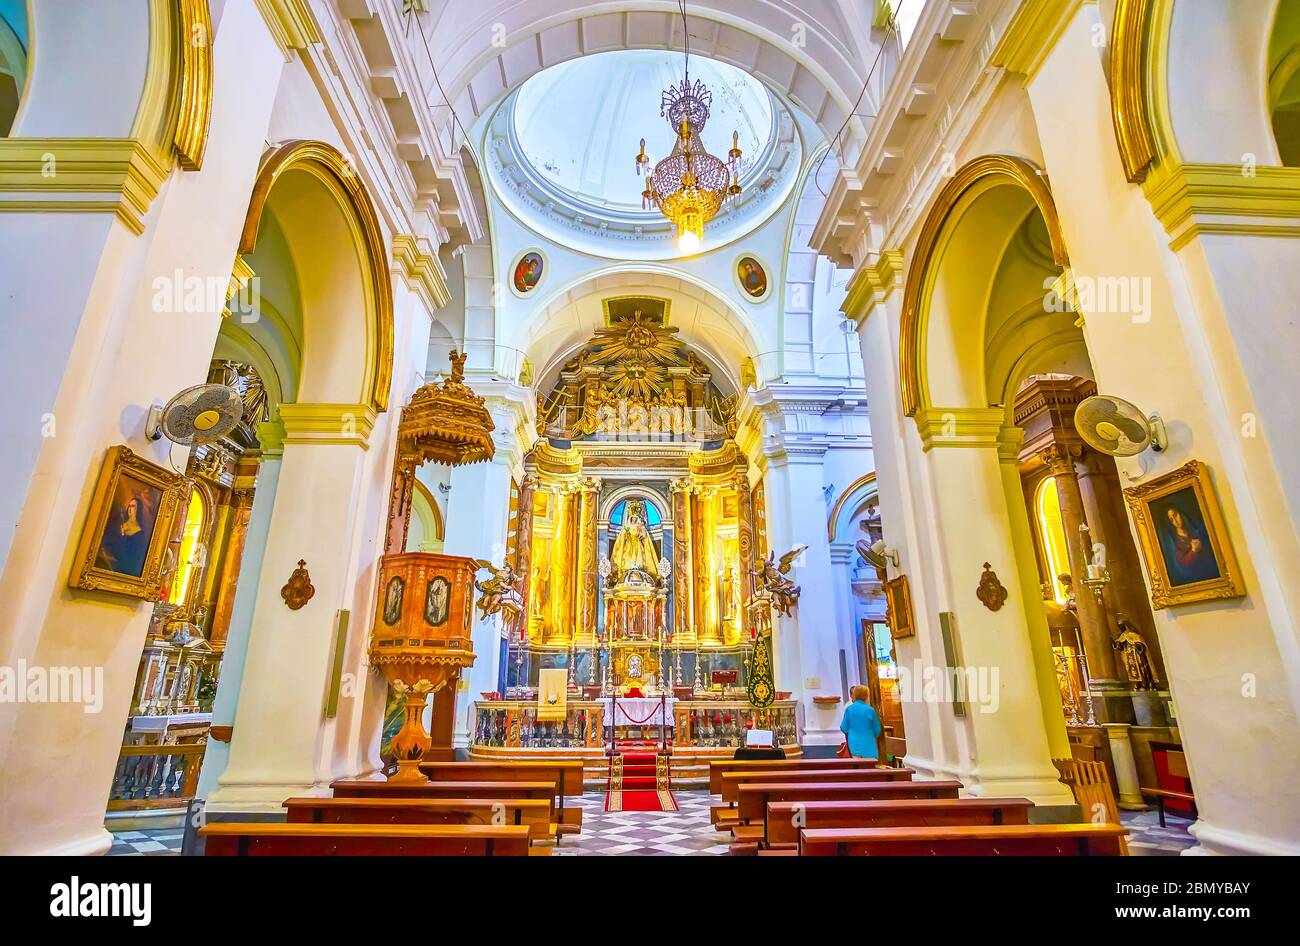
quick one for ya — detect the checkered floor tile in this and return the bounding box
[106,828,184,856]
[551,791,727,856]
[1120,808,1196,856]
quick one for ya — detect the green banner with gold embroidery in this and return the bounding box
[747,631,775,708]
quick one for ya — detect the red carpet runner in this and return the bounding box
[605,748,677,812]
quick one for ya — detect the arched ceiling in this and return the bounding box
[408,1,880,169]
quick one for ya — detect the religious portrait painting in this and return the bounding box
[424,575,451,627]
[70,445,183,599]
[382,576,404,625]
[884,574,915,639]
[511,250,544,295]
[1125,460,1244,609]
[735,255,769,301]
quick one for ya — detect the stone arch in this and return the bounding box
[827,472,878,544]
[898,154,1068,418]
[239,140,395,413]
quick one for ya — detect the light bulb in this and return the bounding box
[678,230,701,254]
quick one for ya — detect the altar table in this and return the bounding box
[600,697,675,728]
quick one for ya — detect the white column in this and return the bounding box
[208,405,377,811]
[764,447,843,747]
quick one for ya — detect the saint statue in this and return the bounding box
[611,500,659,579]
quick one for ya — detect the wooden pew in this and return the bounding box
[708,757,880,794]
[330,777,555,809]
[416,761,585,840]
[720,767,913,804]
[200,822,534,856]
[284,796,553,842]
[798,822,1128,856]
[1140,749,1196,827]
[763,797,1034,849]
[736,779,963,825]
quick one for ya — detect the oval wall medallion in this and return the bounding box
[976,562,1007,611]
[281,559,315,610]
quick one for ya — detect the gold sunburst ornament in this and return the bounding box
[635,2,742,254]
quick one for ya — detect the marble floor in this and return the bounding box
[104,790,1196,856]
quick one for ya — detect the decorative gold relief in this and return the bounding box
[280,559,315,610]
[1110,0,1158,183]
[173,0,213,171]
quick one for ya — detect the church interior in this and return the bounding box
[0,0,1297,866]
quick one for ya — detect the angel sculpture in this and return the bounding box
[753,545,808,616]
[473,560,523,621]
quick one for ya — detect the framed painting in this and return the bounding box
[884,574,915,639]
[69,445,184,599]
[1124,460,1245,609]
[509,249,545,297]
[733,254,771,302]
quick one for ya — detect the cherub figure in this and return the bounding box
[473,560,522,621]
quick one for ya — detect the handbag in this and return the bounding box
[836,741,852,758]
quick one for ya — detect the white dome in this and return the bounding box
[513,50,774,214]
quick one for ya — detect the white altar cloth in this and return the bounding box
[600,697,675,728]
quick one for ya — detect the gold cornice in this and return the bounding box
[223,256,257,319]
[392,233,451,310]
[1110,0,1158,183]
[0,138,171,235]
[914,407,1007,451]
[991,0,1087,80]
[1142,162,1300,250]
[277,403,377,447]
[241,140,394,413]
[843,249,904,326]
[173,0,214,170]
[254,0,322,54]
[900,154,1067,418]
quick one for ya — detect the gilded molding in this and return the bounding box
[241,140,395,414]
[1142,162,1300,250]
[843,249,904,326]
[899,154,1067,418]
[392,234,452,310]
[914,407,1007,452]
[826,471,877,542]
[1109,0,1158,183]
[990,0,1086,80]
[277,403,377,447]
[173,0,214,170]
[254,0,322,54]
[223,256,256,319]
[0,138,171,235]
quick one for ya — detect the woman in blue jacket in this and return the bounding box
[840,685,883,759]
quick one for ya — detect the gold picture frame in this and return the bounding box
[69,445,185,599]
[884,574,915,639]
[1124,460,1245,609]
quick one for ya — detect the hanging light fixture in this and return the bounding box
[635,1,742,254]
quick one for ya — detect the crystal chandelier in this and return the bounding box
[635,5,742,253]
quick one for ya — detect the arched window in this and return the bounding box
[1036,476,1071,604]
[0,1,28,135]
[1269,2,1300,166]
[168,489,207,606]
